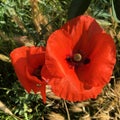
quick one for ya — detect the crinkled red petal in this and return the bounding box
[10,46,47,103]
[43,15,116,102]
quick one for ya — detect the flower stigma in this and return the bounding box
[66,53,83,67]
[66,53,90,67]
[73,53,82,62]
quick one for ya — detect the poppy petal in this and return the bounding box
[43,15,116,102]
[10,46,47,103]
[62,15,104,53]
[43,30,73,78]
[42,30,100,101]
[63,16,116,88]
[42,30,76,99]
[76,33,116,89]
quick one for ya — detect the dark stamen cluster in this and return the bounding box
[66,55,90,66]
[83,58,90,64]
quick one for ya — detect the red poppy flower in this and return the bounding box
[42,15,116,102]
[10,46,47,103]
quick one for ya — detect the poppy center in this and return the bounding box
[33,66,42,79]
[66,53,82,66]
[66,53,90,66]
[73,53,82,62]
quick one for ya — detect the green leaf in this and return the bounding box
[112,0,120,22]
[68,0,91,20]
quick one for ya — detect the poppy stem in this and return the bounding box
[63,100,71,120]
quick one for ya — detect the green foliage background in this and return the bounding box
[0,0,120,120]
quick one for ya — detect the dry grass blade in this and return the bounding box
[0,101,13,116]
[30,0,52,34]
[79,114,91,120]
[12,15,27,33]
[46,85,61,100]
[69,104,82,113]
[0,30,9,41]
[0,101,23,120]
[13,36,34,46]
[63,100,71,120]
[0,54,10,62]
[98,112,110,120]
[8,8,27,33]
[92,82,120,119]
[47,112,65,120]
